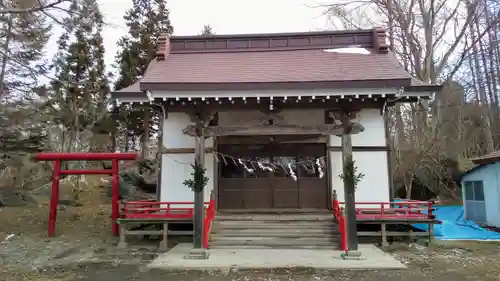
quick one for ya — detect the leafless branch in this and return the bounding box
[0,0,71,14]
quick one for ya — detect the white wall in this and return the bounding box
[330,151,389,206]
[329,109,390,207]
[461,164,500,227]
[329,109,385,147]
[160,154,214,206]
[160,113,214,207]
[162,113,213,148]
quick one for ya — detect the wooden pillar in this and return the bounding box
[186,115,209,259]
[383,108,395,201]
[156,104,167,202]
[340,111,363,259]
[341,133,360,252]
[193,119,205,249]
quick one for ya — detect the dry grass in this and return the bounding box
[0,175,113,240]
[0,175,122,281]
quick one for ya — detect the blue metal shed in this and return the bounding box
[461,151,500,228]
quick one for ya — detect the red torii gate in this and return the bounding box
[35,152,138,237]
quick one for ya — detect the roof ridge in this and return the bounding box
[170,29,375,40]
[166,27,389,55]
[171,46,378,55]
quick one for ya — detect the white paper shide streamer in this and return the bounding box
[316,158,324,179]
[207,150,327,181]
[288,163,297,181]
[239,158,254,173]
[258,161,273,172]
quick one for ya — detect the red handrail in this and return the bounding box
[336,201,435,220]
[338,211,348,251]
[203,200,215,249]
[120,201,212,219]
[331,196,436,252]
[120,199,216,249]
[332,192,348,252]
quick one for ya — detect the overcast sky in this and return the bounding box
[95,0,330,70]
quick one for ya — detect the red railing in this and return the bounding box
[121,201,212,219]
[331,191,436,252]
[332,191,348,252]
[120,200,216,249]
[203,200,215,249]
[333,201,435,220]
[35,152,138,237]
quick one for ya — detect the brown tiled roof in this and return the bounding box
[140,49,409,84]
[114,28,439,95]
[472,151,500,165]
[112,61,158,96]
[114,80,142,94]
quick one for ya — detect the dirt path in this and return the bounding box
[2,232,499,281]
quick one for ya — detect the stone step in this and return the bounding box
[210,212,341,249]
[209,236,338,247]
[213,221,336,228]
[211,227,338,235]
[215,214,334,221]
[210,229,339,236]
[209,245,341,250]
[212,228,337,236]
[212,226,337,232]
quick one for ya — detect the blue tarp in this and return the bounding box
[410,205,500,240]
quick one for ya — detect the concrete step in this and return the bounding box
[215,214,334,221]
[212,226,337,232]
[211,226,337,232]
[211,228,338,236]
[213,221,336,228]
[210,212,341,249]
[209,245,341,250]
[209,236,338,247]
[211,228,338,238]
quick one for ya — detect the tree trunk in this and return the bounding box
[141,109,151,158]
[470,19,495,153]
[0,17,12,99]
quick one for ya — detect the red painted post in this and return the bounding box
[333,200,339,219]
[48,160,61,237]
[35,152,138,237]
[111,159,119,236]
[427,201,433,219]
[339,208,348,252]
[332,190,339,219]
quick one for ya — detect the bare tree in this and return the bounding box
[322,0,500,200]
[0,0,71,14]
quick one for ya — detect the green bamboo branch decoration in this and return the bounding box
[339,158,365,190]
[183,163,209,192]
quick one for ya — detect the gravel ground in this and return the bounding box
[1,196,500,281]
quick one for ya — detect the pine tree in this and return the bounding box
[48,0,111,153]
[200,25,214,35]
[0,0,52,165]
[114,0,173,156]
[0,0,52,98]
